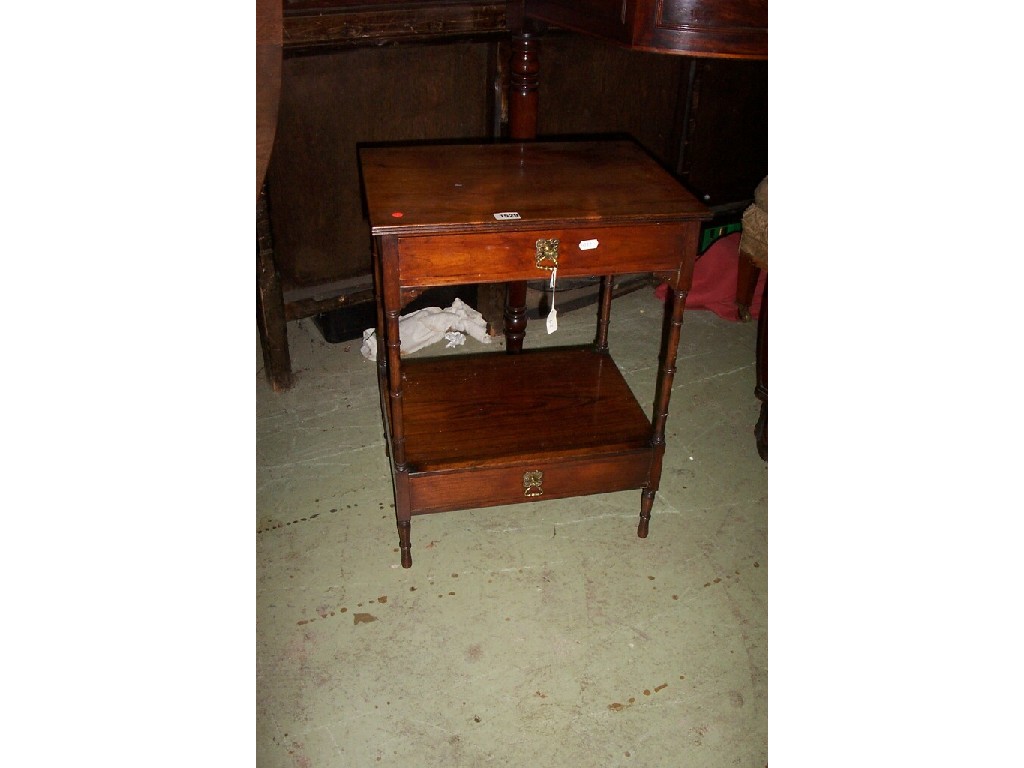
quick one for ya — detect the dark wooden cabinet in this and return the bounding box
[257,0,282,198]
[282,0,508,55]
[675,57,767,208]
[516,0,767,207]
[522,0,767,58]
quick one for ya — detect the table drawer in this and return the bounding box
[395,224,689,285]
[407,450,653,515]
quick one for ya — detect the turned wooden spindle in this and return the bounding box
[639,230,696,537]
[594,275,614,352]
[503,26,540,353]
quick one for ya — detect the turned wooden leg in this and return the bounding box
[594,275,614,352]
[503,23,539,354]
[735,250,761,323]
[378,235,416,565]
[504,280,528,353]
[639,260,691,537]
[256,185,292,391]
[508,23,539,141]
[638,488,656,538]
[397,517,412,568]
[754,277,767,460]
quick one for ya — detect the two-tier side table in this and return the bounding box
[359,140,710,567]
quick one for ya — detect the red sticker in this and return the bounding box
[391,211,404,218]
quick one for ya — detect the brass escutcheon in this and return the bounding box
[535,239,559,271]
[523,470,544,497]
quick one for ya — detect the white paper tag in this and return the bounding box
[493,211,521,220]
[578,239,599,250]
[546,267,558,334]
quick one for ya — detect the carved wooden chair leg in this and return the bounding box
[735,250,761,323]
[738,176,767,459]
[257,185,293,391]
[754,277,767,460]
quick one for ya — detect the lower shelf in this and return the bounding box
[394,346,657,515]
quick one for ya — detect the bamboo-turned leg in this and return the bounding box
[640,278,690,538]
[380,236,415,567]
[397,519,412,569]
[594,275,614,353]
[638,487,658,539]
[371,240,391,459]
[384,301,413,566]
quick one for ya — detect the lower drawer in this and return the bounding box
[407,450,654,515]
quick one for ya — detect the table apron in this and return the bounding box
[393,224,688,286]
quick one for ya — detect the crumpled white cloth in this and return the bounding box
[360,298,491,361]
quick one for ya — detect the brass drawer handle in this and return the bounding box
[535,239,559,271]
[523,470,544,497]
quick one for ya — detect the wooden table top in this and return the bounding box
[359,140,709,237]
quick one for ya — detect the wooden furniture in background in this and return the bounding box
[283,0,507,55]
[735,247,761,322]
[257,0,289,388]
[738,176,767,459]
[500,0,766,347]
[755,279,767,458]
[361,140,709,567]
[257,0,282,198]
[258,1,510,391]
[520,0,767,58]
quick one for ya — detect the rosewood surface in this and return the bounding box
[361,141,707,236]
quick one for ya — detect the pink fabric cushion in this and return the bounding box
[654,232,764,320]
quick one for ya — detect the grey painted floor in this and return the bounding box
[257,287,768,767]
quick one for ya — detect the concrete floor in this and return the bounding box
[257,287,768,768]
